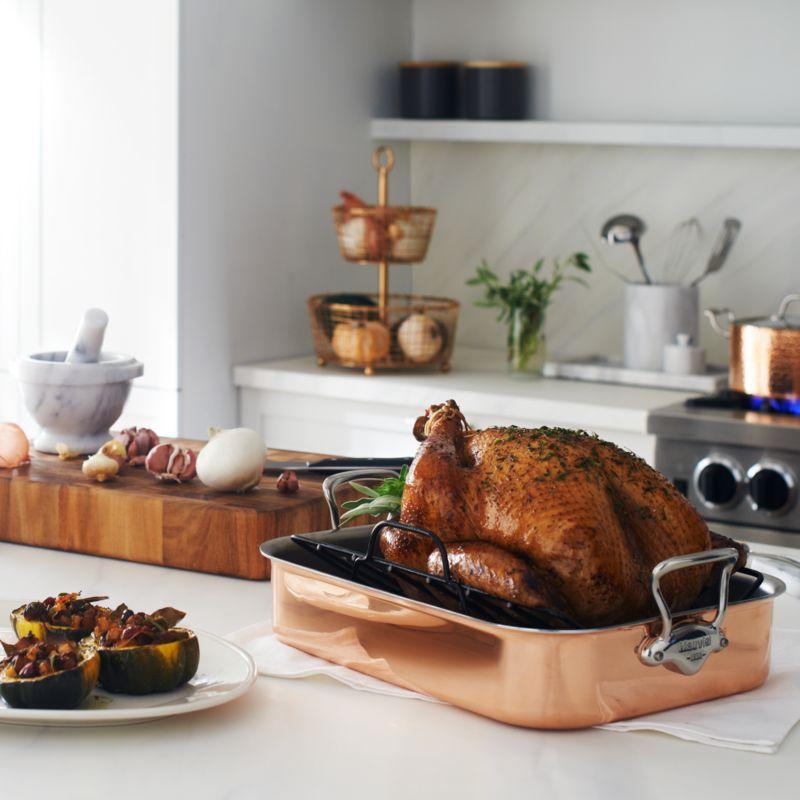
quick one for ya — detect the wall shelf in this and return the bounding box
[371,118,800,150]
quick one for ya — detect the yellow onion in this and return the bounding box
[0,423,30,468]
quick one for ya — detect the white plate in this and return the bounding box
[0,628,257,726]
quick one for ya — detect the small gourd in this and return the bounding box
[332,321,390,364]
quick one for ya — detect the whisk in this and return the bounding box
[660,218,703,285]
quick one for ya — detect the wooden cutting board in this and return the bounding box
[0,442,347,580]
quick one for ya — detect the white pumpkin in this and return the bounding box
[397,313,443,363]
[332,321,390,364]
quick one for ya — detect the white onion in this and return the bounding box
[196,427,266,493]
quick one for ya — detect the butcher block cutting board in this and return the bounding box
[0,442,346,580]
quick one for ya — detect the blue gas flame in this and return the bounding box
[747,395,800,414]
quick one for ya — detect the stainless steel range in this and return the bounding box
[649,396,800,549]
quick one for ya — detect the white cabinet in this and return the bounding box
[235,348,693,462]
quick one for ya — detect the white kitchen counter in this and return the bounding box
[1,541,798,800]
[234,348,695,462]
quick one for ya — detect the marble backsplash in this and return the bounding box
[409,142,800,367]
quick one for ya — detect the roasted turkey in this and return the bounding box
[381,400,743,627]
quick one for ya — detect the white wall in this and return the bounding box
[178,0,412,436]
[2,0,411,440]
[0,0,179,434]
[409,0,800,365]
[0,0,42,427]
[412,0,800,124]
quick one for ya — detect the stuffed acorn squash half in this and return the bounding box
[0,634,99,709]
[11,592,110,642]
[93,606,199,695]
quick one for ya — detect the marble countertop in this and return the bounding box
[234,347,696,435]
[1,541,799,800]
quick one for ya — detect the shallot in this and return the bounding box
[0,423,30,468]
[82,440,127,482]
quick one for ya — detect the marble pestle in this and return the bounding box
[65,307,109,363]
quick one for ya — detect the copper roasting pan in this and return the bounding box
[261,473,785,729]
[262,530,784,729]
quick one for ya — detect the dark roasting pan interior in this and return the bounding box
[263,525,771,632]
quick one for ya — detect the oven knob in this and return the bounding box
[748,465,794,514]
[695,461,739,507]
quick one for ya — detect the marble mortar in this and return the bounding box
[14,351,144,454]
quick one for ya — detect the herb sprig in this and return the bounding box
[467,252,591,324]
[340,466,408,523]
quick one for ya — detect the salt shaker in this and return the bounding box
[663,333,706,375]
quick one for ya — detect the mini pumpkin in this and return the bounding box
[397,313,443,363]
[332,321,390,364]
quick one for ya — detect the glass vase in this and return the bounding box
[507,307,546,376]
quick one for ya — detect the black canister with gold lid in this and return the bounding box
[464,61,528,120]
[399,61,460,119]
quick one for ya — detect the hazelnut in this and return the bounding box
[276,470,299,494]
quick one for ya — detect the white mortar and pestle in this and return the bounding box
[14,309,143,454]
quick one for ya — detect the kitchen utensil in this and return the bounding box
[0,627,256,726]
[399,61,459,119]
[624,284,699,370]
[600,214,652,284]
[463,61,528,120]
[260,471,783,729]
[65,307,108,364]
[706,294,800,398]
[264,456,412,474]
[663,333,706,375]
[692,218,741,287]
[14,350,142,454]
[661,217,702,285]
[0,444,357,580]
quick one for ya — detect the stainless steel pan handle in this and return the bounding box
[638,547,738,675]
[322,469,400,530]
[704,307,734,338]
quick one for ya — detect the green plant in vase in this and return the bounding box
[467,252,591,375]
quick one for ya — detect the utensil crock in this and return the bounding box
[624,284,699,371]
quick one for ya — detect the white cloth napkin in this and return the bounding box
[227,622,800,753]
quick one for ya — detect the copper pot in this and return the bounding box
[706,294,800,398]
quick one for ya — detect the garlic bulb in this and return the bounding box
[196,427,266,493]
[0,423,30,468]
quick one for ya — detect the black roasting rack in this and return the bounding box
[290,519,765,631]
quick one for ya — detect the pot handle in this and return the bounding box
[776,294,800,321]
[322,469,400,530]
[638,547,738,676]
[704,307,734,338]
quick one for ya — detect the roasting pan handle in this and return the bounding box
[322,469,401,530]
[638,547,738,676]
